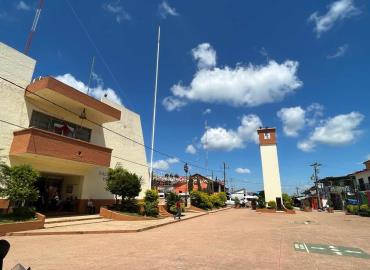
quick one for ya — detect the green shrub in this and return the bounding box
[360,204,369,211]
[144,190,159,217]
[267,200,276,209]
[190,191,213,209]
[257,191,265,208]
[210,194,222,208]
[284,202,293,210]
[170,204,185,214]
[234,197,240,206]
[12,206,36,221]
[165,192,180,213]
[346,205,359,215]
[217,192,227,207]
[119,199,139,213]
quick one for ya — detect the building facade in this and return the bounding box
[0,42,149,213]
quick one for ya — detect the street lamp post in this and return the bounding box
[184,163,189,207]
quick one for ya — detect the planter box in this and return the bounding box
[0,212,45,235]
[99,207,157,221]
[256,208,296,214]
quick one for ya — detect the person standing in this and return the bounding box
[174,199,181,220]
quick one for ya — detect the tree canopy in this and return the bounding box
[105,168,142,201]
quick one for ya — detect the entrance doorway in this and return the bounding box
[35,174,82,215]
[276,197,283,211]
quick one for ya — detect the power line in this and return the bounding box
[0,75,223,174]
[0,118,174,176]
[64,0,132,109]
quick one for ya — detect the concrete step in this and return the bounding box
[45,214,102,224]
[44,218,111,229]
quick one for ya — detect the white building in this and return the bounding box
[0,42,149,213]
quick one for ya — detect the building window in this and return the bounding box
[358,178,365,191]
[30,110,92,142]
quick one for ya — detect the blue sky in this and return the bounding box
[1,0,370,193]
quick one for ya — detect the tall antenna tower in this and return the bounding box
[24,0,45,55]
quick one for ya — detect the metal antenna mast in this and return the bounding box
[24,0,45,55]
[149,26,161,188]
[205,120,209,177]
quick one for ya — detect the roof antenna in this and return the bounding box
[24,0,45,55]
[87,56,95,96]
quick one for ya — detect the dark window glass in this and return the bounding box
[29,110,91,142]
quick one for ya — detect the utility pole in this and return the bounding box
[223,162,228,192]
[310,162,322,210]
[296,186,299,196]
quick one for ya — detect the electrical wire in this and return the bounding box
[0,75,224,174]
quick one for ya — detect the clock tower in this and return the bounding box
[257,127,283,206]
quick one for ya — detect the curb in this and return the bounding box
[6,212,209,237]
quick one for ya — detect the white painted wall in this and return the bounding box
[260,144,282,203]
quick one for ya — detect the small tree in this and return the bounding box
[282,193,293,210]
[105,168,142,212]
[188,177,193,192]
[144,189,159,217]
[197,178,202,192]
[257,191,265,208]
[165,191,180,213]
[0,164,39,212]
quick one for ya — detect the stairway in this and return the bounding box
[44,214,111,229]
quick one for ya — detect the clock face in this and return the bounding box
[264,132,270,139]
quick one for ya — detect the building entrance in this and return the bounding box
[35,174,81,214]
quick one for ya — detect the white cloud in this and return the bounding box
[366,154,370,161]
[103,2,131,23]
[162,96,187,111]
[298,112,364,152]
[203,108,212,115]
[309,0,360,37]
[192,43,217,70]
[152,157,179,170]
[158,1,179,19]
[185,144,197,155]
[235,168,251,174]
[55,73,122,105]
[327,44,349,59]
[168,59,301,110]
[201,114,262,151]
[277,106,306,137]
[16,1,31,11]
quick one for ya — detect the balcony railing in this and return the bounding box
[10,127,112,167]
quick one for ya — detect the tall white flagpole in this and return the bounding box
[149,26,161,189]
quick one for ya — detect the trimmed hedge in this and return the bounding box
[144,190,159,217]
[190,191,227,210]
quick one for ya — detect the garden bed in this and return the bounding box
[0,212,45,234]
[99,207,160,221]
[256,208,296,214]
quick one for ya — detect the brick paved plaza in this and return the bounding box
[3,209,370,270]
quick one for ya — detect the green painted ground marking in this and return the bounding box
[294,242,370,259]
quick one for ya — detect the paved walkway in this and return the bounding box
[3,209,370,269]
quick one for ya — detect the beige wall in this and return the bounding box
[102,98,150,198]
[355,170,370,188]
[0,42,149,200]
[260,144,282,203]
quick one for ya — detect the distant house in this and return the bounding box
[319,175,355,210]
[230,189,246,201]
[153,173,225,197]
[350,160,370,204]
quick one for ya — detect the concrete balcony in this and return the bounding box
[25,76,121,124]
[10,127,112,167]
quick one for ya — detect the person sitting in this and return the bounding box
[87,199,95,214]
